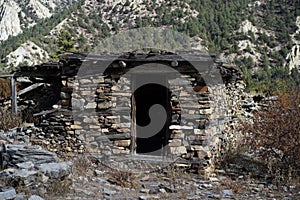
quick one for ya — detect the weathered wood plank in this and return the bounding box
[18,83,44,96]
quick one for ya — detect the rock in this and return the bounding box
[28,195,44,200]
[36,161,72,179]
[203,191,213,196]
[4,145,58,166]
[16,161,34,169]
[158,184,176,193]
[282,186,288,192]
[15,194,24,200]
[65,147,72,152]
[74,188,95,196]
[0,188,17,200]
[97,101,112,110]
[169,125,193,130]
[0,1,22,41]
[60,92,70,99]
[221,189,234,196]
[139,196,147,200]
[199,183,212,189]
[140,189,150,194]
[11,169,39,186]
[6,41,49,67]
[159,188,166,193]
[209,177,219,182]
[111,149,130,154]
[96,177,109,185]
[170,146,187,155]
[149,188,159,194]
[113,140,131,147]
[94,169,104,176]
[252,187,261,192]
[71,125,83,130]
[85,102,97,109]
[79,79,92,84]
[238,20,258,34]
[28,0,52,18]
[103,188,116,196]
[72,98,85,110]
[168,139,182,147]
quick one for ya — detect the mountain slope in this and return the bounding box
[0,0,79,41]
[0,0,299,92]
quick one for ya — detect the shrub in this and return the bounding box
[240,88,300,180]
[0,108,22,131]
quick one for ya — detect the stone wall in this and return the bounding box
[15,53,254,172]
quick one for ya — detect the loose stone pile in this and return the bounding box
[0,143,72,200]
[33,109,85,155]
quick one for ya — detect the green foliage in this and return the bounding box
[235,54,300,94]
[261,0,298,44]
[124,0,130,7]
[295,33,300,41]
[57,29,75,53]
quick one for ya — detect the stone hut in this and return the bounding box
[15,52,246,172]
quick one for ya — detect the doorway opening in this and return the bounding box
[132,77,171,156]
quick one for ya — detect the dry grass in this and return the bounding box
[219,177,244,194]
[163,164,193,183]
[44,178,73,199]
[72,154,93,176]
[107,169,138,188]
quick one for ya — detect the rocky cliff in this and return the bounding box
[0,0,22,41]
[0,0,78,41]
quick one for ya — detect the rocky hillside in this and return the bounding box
[0,0,299,91]
[6,41,49,70]
[0,0,78,41]
[0,0,81,68]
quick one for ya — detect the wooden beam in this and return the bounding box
[33,109,57,117]
[18,83,44,96]
[0,74,13,78]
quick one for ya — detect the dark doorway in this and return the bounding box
[133,77,171,156]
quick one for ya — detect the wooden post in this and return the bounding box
[131,76,137,154]
[10,76,17,113]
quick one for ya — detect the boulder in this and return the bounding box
[3,145,58,167]
[0,188,17,200]
[36,161,72,179]
[28,195,44,200]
